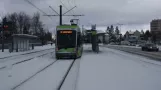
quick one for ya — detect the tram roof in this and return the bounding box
[57,25,79,29]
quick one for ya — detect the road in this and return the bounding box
[102,45,161,61]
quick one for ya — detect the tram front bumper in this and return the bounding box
[56,52,76,58]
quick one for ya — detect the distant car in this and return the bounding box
[141,44,159,51]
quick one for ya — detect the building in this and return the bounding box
[124,30,142,44]
[150,19,161,42]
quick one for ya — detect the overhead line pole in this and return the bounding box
[60,5,62,25]
[44,5,84,25]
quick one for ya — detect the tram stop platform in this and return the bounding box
[8,34,38,52]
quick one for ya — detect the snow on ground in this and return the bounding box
[107,44,141,49]
[60,59,81,90]
[76,46,161,90]
[0,53,55,90]
[158,46,161,51]
[0,49,54,69]
[1,44,161,90]
[0,44,54,59]
[15,60,72,90]
[107,44,161,51]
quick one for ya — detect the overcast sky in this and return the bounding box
[1,0,161,34]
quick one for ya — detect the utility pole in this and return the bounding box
[2,17,7,52]
[1,27,4,52]
[44,5,84,25]
[0,23,2,52]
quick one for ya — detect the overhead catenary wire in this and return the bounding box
[24,0,52,19]
[49,6,59,15]
[74,0,77,6]
[60,0,69,11]
[60,0,73,15]
[68,0,75,14]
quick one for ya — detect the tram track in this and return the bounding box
[0,50,55,70]
[11,58,78,90]
[0,48,54,60]
[12,60,58,90]
[57,59,76,90]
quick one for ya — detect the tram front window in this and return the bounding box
[57,30,76,49]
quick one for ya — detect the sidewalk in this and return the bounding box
[0,44,55,59]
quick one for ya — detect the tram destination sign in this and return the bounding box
[60,30,72,34]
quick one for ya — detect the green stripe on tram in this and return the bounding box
[58,48,75,52]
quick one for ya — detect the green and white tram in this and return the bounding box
[55,23,83,59]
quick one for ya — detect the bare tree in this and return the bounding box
[4,11,46,37]
[7,12,18,34]
[17,12,27,34]
[115,26,120,35]
[23,14,31,34]
[32,12,40,35]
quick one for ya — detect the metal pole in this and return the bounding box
[2,25,4,52]
[119,24,123,45]
[60,5,62,25]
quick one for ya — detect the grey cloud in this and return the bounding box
[1,0,161,33]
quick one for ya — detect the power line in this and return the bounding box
[68,0,75,14]
[60,0,73,15]
[44,5,84,25]
[49,6,59,15]
[24,0,52,19]
[60,0,69,11]
[24,0,47,15]
[74,0,77,6]
[63,6,76,15]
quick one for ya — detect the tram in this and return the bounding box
[55,19,83,59]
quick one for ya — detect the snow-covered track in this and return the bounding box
[57,59,76,90]
[0,50,54,70]
[0,48,54,60]
[12,51,54,65]
[11,60,58,90]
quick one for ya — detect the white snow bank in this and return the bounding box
[107,44,141,49]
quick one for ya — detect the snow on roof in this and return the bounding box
[129,31,134,34]
[97,30,105,34]
[12,34,38,38]
[140,31,144,34]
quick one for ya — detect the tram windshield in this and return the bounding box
[57,30,76,49]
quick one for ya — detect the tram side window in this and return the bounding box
[77,33,81,46]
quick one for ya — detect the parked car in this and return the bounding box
[141,44,159,51]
